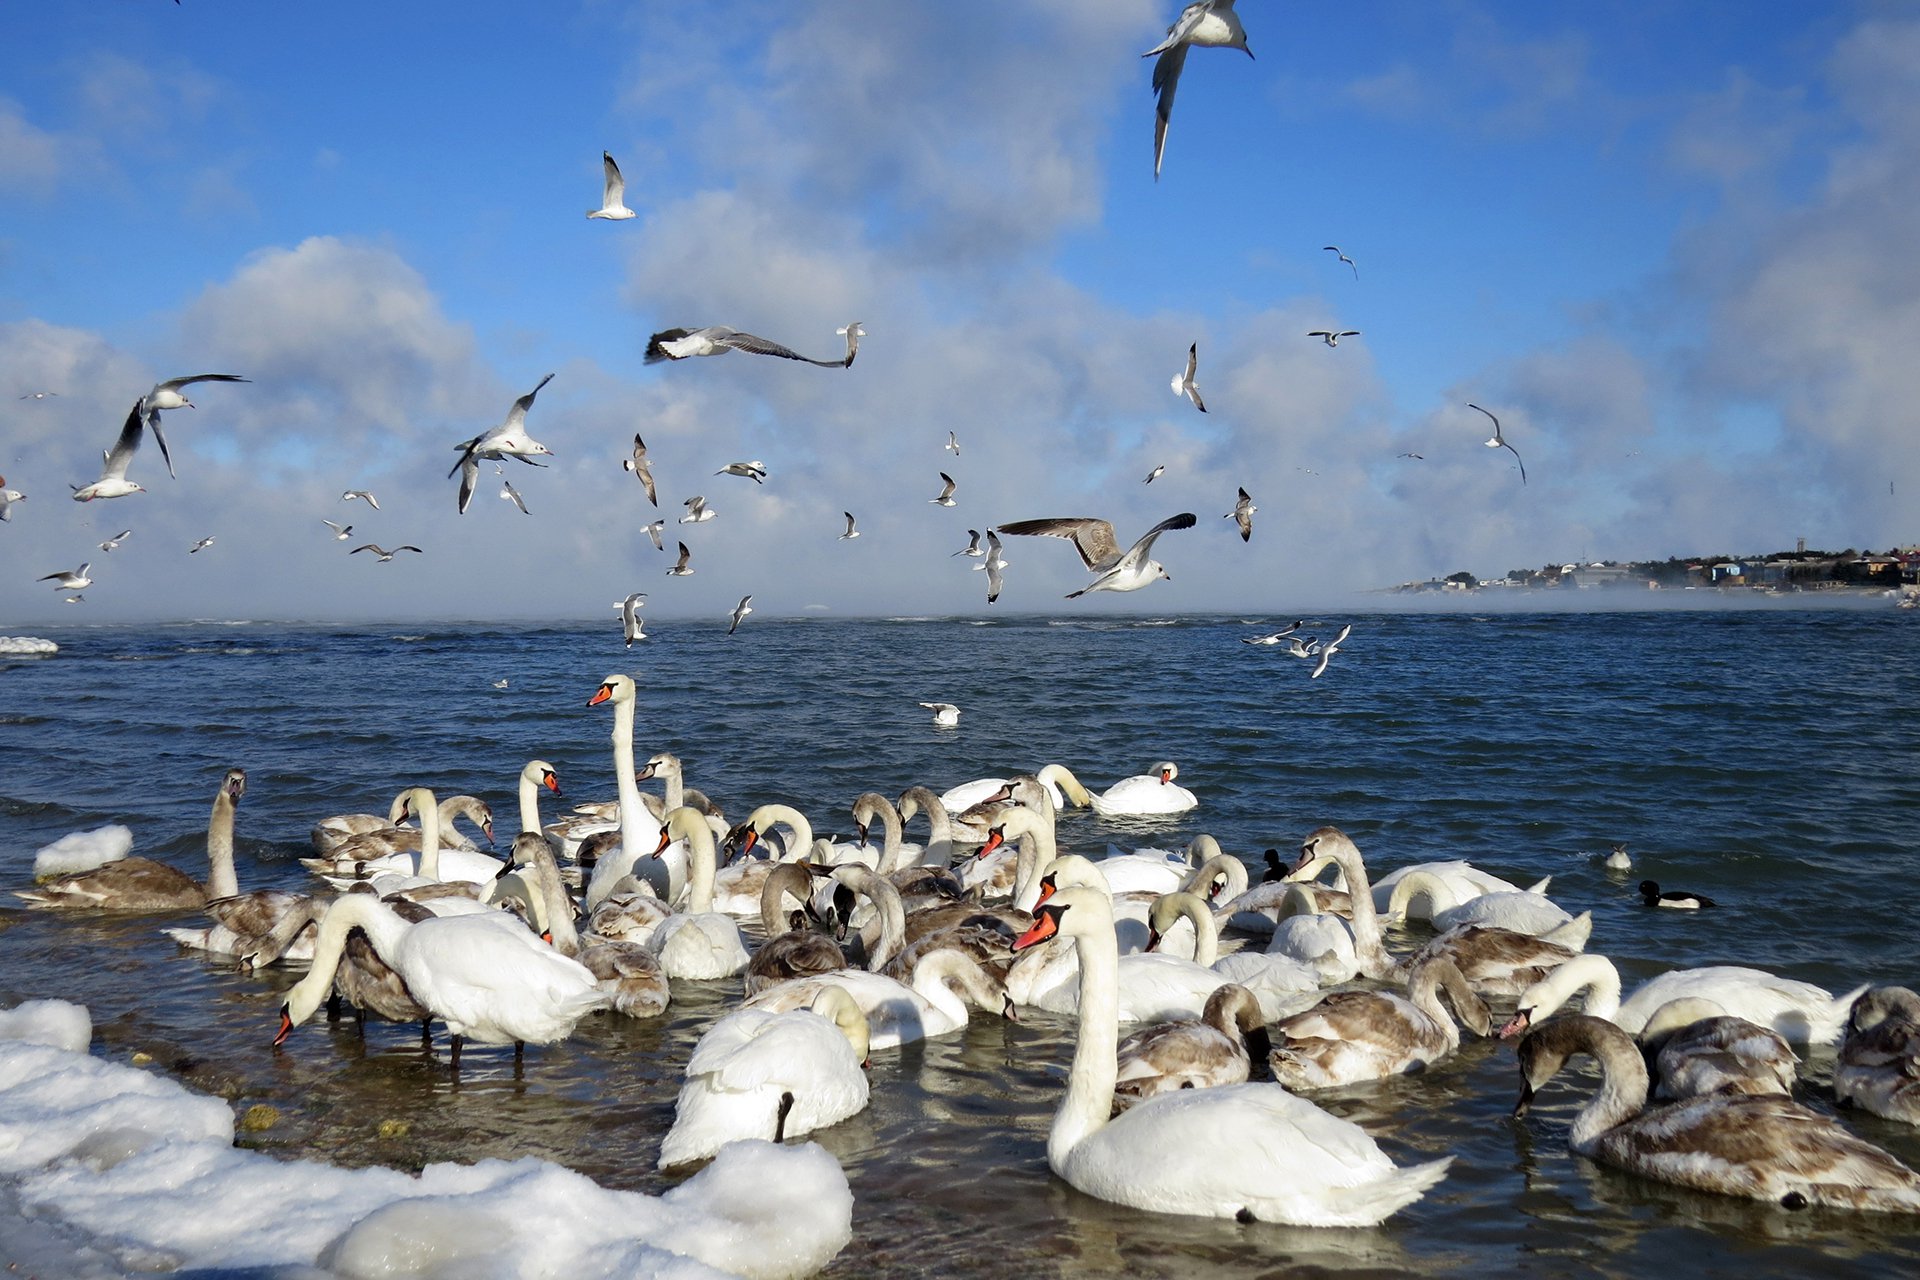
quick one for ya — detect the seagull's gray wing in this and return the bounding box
[602,152,625,206]
[626,434,658,505]
[644,521,665,550]
[456,454,479,514]
[349,544,382,556]
[141,405,179,479]
[1466,402,1500,439]
[1143,1,1210,58]
[1499,438,1528,485]
[985,550,1005,604]
[1118,512,1200,571]
[996,516,1122,572]
[716,329,846,368]
[1150,42,1190,181]
[501,477,530,514]
[504,373,555,430]
[152,373,250,396]
[100,402,146,481]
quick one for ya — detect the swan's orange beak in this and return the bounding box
[1145,927,1162,953]
[588,684,613,707]
[1035,874,1059,906]
[542,770,561,795]
[1159,769,1172,784]
[977,827,1005,859]
[272,1007,294,1048]
[741,828,760,857]
[1497,1010,1532,1040]
[651,828,672,858]
[1013,907,1061,951]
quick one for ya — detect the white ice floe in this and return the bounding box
[0,1000,852,1279]
[0,1000,91,1053]
[32,825,134,878]
[0,635,58,655]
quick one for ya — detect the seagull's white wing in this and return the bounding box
[715,329,844,367]
[602,152,625,206]
[1151,43,1190,180]
[504,373,555,430]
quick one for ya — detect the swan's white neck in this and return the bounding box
[680,818,718,914]
[1154,891,1218,966]
[610,693,668,899]
[900,788,954,865]
[1052,898,1120,1172]
[1010,813,1058,913]
[1317,842,1391,980]
[835,865,905,971]
[909,949,992,1025]
[414,793,442,881]
[284,895,413,1026]
[517,766,545,836]
[1533,954,1623,1023]
[206,787,239,901]
[1388,869,1461,922]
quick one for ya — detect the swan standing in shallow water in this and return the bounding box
[1498,953,1865,1045]
[1514,1014,1920,1212]
[1089,762,1197,817]
[20,768,247,910]
[658,985,870,1170]
[1013,886,1451,1226]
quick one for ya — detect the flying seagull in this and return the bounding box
[642,519,666,550]
[1242,620,1305,646]
[728,595,754,635]
[980,530,1008,604]
[1308,329,1360,348]
[715,461,768,483]
[996,511,1198,597]
[1310,623,1352,679]
[667,542,694,576]
[1323,246,1358,279]
[930,472,958,506]
[98,528,133,552]
[920,702,961,728]
[350,543,423,562]
[945,431,961,457]
[499,474,531,515]
[323,519,353,540]
[1144,464,1166,484]
[679,494,715,524]
[623,434,657,506]
[645,325,853,368]
[836,322,866,368]
[18,391,57,400]
[1225,487,1256,542]
[617,592,647,647]
[839,511,861,540]
[341,489,381,510]
[188,536,216,554]
[953,529,983,558]
[587,151,636,220]
[1145,0,1253,181]
[451,373,556,514]
[1467,403,1527,485]
[39,562,92,591]
[1171,342,1206,413]
[0,480,23,522]
[139,374,251,478]
[70,402,150,502]
[64,594,84,604]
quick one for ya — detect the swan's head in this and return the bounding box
[1848,985,1920,1037]
[1034,854,1107,907]
[1153,762,1179,785]
[810,985,871,1069]
[636,752,680,782]
[1283,825,1357,882]
[657,804,708,856]
[525,759,562,795]
[588,673,636,707]
[222,767,247,804]
[1512,1015,1622,1117]
[388,786,436,825]
[850,792,890,844]
[1014,884,1109,951]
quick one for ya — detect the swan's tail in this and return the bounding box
[1263,1155,1453,1228]
[1817,984,1873,1045]
[1524,875,1553,895]
[1541,911,1592,952]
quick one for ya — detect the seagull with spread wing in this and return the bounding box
[645,325,854,368]
[1467,403,1528,485]
[839,511,861,541]
[451,374,556,513]
[642,519,666,551]
[341,489,380,510]
[323,520,353,541]
[979,530,1008,604]
[350,543,423,563]
[995,512,1198,598]
[0,479,24,522]
[667,542,694,576]
[1225,487,1256,542]
[97,528,132,551]
[1323,246,1358,279]
[588,151,636,220]
[930,472,958,507]
[1171,342,1206,413]
[71,403,149,502]
[1308,329,1360,348]
[728,596,754,635]
[618,593,647,647]
[715,461,768,483]
[138,374,250,478]
[624,434,658,506]
[1145,0,1253,181]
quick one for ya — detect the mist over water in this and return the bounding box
[1,607,1916,1277]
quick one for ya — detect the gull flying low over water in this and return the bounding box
[323,520,353,540]
[930,472,958,507]
[587,151,636,220]
[836,322,866,368]
[996,511,1198,598]
[71,403,150,502]
[618,592,647,647]
[1143,464,1166,484]
[668,542,694,576]
[1172,342,1206,413]
[1467,403,1528,485]
[139,374,250,478]
[979,530,1008,604]
[350,543,422,563]
[1324,246,1358,279]
[920,702,960,728]
[624,434,657,506]
[1308,329,1360,348]
[1226,487,1256,541]
[451,373,556,514]
[1310,623,1352,679]
[1242,620,1305,646]
[728,596,754,635]
[715,461,768,483]
[98,529,132,552]
[341,489,380,510]
[839,511,861,541]
[642,519,666,550]
[0,479,23,522]
[680,495,715,524]
[645,325,854,368]
[39,562,92,591]
[188,536,216,554]
[1145,0,1253,181]
[954,529,982,558]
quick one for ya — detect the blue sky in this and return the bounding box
[2,1,1914,622]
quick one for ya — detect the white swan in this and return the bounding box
[1089,761,1197,818]
[1636,997,1797,1100]
[658,985,870,1170]
[493,833,670,1019]
[1515,1014,1920,1212]
[644,807,751,980]
[1268,955,1489,1090]
[743,949,1005,1051]
[1258,884,1361,986]
[583,674,672,907]
[274,891,608,1066]
[1835,986,1920,1124]
[1152,890,1320,1024]
[1278,826,1396,981]
[1011,885,1451,1226]
[1385,869,1589,946]
[1112,983,1263,1113]
[309,793,492,856]
[515,758,562,838]
[1027,890,1229,1025]
[939,762,1092,819]
[21,767,247,911]
[1500,952,1866,1045]
[310,787,507,891]
[1364,859,1546,915]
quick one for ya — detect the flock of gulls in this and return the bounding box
[14,683,1920,1229]
[7,3,1532,630]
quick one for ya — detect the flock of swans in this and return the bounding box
[15,672,1920,1232]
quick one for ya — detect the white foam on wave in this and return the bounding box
[0,635,58,655]
[0,1000,853,1279]
[32,825,134,878]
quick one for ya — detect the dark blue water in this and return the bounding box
[1,606,1917,1277]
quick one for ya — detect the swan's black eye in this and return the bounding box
[1780,1191,1809,1211]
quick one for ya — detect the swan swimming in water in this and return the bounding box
[1089,761,1197,818]
[19,768,247,911]
[1112,983,1265,1113]
[1835,986,1920,1124]
[1636,997,1797,1100]
[1012,885,1451,1226]
[1514,1014,1920,1212]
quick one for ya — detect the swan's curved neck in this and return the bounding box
[657,757,685,811]
[1388,869,1458,921]
[1567,1024,1650,1152]
[415,793,442,881]
[836,865,905,971]
[284,895,412,1025]
[206,786,240,901]
[760,862,813,936]
[1054,906,1120,1170]
[1183,852,1245,906]
[900,788,953,865]
[1010,815,1058,913]
[611,694,668,897]
[525,845,579,955]
[680,820,718,914]
[517,767,545,836]
[1327,845,1391,980]
[863,797,908,874]
[910,949,994,1023]
[1155,891,1218,965]
[1543,955,1623,1023]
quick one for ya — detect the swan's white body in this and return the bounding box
[743,950,999,1051]
[658,986,869,1169]
[939,763,1091,818]
[1365,860,1540,914]
[646,806,750,980]
[1016,885,1450,1226]
[1506,953,1864,1045]
[1278,827,1397,982]
[1385,870,1586,944]
[1089,762,1197,817]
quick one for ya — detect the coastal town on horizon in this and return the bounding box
[1393,540,1920,601]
